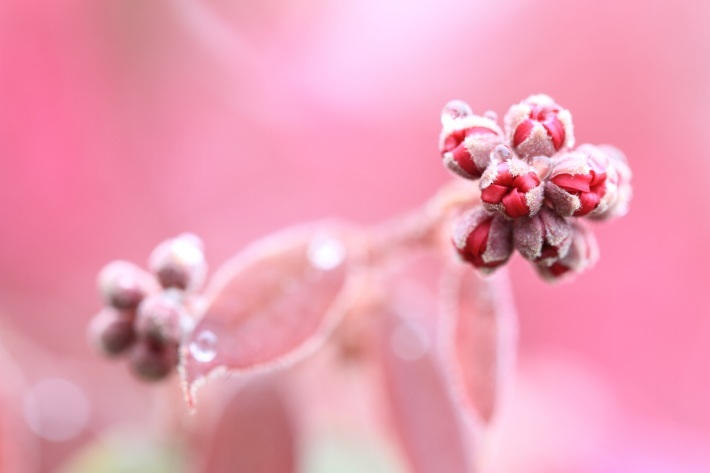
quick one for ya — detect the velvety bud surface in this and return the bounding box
[536,222,599,282]
[97,260,155,310]
[135,289,189,345]
[440,115,504,179]
[88,307,136,357]
[504,94,574,159]
[149,234,207,292]
[130,338,179,381]
[588,144,633,220]
[513,207,572,265]
[545,150,611,217]
[480,159,544,219]
[452,207,513,272]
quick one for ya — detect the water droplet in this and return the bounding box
[530,155,553,180]
[190,330,218,363]
[390,321,429,361]
[441,100,473,128]
[307,234,346,271]
[490,144,512,163]
[483,110,498,122]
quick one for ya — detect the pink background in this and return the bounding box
[1,0,709,471]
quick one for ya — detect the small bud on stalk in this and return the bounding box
[129,338,179,382]
[97,261,155,310]
[149,234,207,292]
[536,222,599,282]
[480,159,544,219]
[545,148,616,217]
[135,289,189,346]
[452,207,513,273]
[88,307,136,357]
[505,94,574,159]
[513,207,572,265]
[587,144,633,220]
[440,100,504,179]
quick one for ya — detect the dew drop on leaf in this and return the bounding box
[189,330,217,363]
[181,223,354,406]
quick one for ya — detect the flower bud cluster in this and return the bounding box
[88,234,206,380]
[441,94,632,281]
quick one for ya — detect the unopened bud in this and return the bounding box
[135,289,190,345]
[545,148,615,217]
[149,233,207,292]
[440,114,504,179]
[513,207,572,265]
[588,144,632,221]
[452,206,513,273]
[129,338,179,382]
[480,159,544,219]
[536,222,599,282]
[505,94,574,159]
[88,307,136,357]
[97,261,155,310]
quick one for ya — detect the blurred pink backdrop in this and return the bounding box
[1,0,709,471]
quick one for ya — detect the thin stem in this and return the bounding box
[363,179,480,265]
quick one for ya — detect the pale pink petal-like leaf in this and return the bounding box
[181,223,355,405]
[441,264,517,425]
[376,251,478,473]
[197,377,296,473]
[379,310,477,473]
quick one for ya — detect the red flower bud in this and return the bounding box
[88,307,136,357]
[480,159,544,219]
[505,94,574,159]
[129,338,179,382]
[97,261,155,310]
[513,207,572,265]
[545,147,615,217]
[149,233,207,292]
[452,207,513,273]
[587,144,632,221]
[536,222,599,282]
[135,289,191,346]
[440,113,504,179]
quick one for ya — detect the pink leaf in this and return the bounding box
[375,251,478,473]
[441,264,517,425]
[181,223,355,406]
[197,377,296,473]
